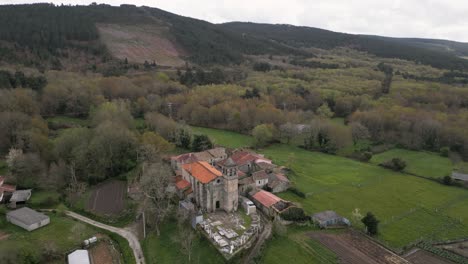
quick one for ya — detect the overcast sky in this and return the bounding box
[2,0,468,42]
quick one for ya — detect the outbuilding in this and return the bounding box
[6,207,50,231]
[312,210,350,228]
[67,249,91,264]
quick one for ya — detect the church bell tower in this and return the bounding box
[222,158,238,212]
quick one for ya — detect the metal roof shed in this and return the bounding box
[6,207,50,231]
[67,249,91,264]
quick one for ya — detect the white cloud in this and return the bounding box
[2,0,468,42]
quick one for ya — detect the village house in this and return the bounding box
[171,147,227,171]
[267,173,290,193]
[67,249,91,264]
[250,190,294,218]
[0,176,17,203]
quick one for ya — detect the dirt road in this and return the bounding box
[66,211,145,264]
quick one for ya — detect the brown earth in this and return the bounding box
[437,241,468,258]
[86,180,126,216]
[98,23,186,67]
[90,240,121,264]
[405,249,454,264]
[0,231,10,241]
[309,231,409,264]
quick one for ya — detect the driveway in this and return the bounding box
[66,211,146,264]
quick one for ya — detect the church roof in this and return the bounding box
[182,161,223,184]
[224,157,237,167]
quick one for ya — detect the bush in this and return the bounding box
[253,62,272,72]
[440,147,450,157]
[379,158,406,171]
[289,187,306,198]
[442,175,453,186]
[280,207,310,222]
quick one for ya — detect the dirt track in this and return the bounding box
[66,211,145,264]
[309,231,409,264]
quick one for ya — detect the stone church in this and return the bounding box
[179,158,239,213]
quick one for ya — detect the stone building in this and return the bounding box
[181,159,238,213]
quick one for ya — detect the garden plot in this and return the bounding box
[86,181,127,216]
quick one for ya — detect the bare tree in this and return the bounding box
[141,161,173,236]
[174,208,196,263]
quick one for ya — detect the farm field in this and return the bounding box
[405,249,454,264]
[86,180,127,216]
[309,231,408,264]
[371,148,453,179]
[191,126,254,148]
[196,127,468,249]
[261,227,338,264]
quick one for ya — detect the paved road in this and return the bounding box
[66,211,146,264]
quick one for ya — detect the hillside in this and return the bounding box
[1,4,468,70]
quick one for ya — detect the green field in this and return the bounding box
[0,212,97,263]
[191,126,254,148]
[194,127,468,249]
[263,144,468,248]
[371,148,453,179]
[260,227,338,264]
[143,217,224,264]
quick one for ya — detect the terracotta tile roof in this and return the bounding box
[275,173,289,182]
[239,177,254,185]
[0,184,16,193]
[171,153,198,164]
[253,170,269,180]
[182,161,222,184]
[206,147,226,158]
[238,171,246,177]
[252,190,282,208]
[176,179,191,190]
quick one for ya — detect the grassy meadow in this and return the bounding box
[0,212,97,263]
[260,227,338,264]
[143,217,224,264]
[370,148,453,179]
[191,126,254,148]
[195,126,468,250]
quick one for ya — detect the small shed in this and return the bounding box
[452,172,468,182]
[6,207,50,231]
[10,189,32,202]
[240,196,256,215]
[67,249,91,264]
[312,210,350,229]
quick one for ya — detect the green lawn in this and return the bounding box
[143,217,224,264]
[261,227,338,264]
[191,126,254,148]
[370,148,453,179]
[0,212,97,263]
[262,144,468,249]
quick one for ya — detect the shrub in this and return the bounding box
[253,62,272,72]
[362,212,379,235]
[440,147,450,157]
[442,175,453,186]
[379,158,406,171]
[280,207,310,222]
